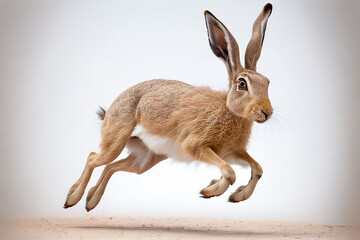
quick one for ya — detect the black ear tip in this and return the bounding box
[204,10,214,18]
[264,3,273,13]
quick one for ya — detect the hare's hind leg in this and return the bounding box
[85,137,166,211]
[64,122,135,208]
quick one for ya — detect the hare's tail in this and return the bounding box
[96,106,106,120]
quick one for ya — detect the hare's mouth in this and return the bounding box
[254,110,269,123]
[256,119,266,124]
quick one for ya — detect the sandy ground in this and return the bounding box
[0,217,359,240]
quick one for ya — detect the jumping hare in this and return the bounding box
[64,3,273,211]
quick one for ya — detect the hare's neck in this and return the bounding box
[221,96,254,148]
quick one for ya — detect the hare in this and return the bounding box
[64,3,273,212]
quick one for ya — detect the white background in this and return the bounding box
[0,0,359,226]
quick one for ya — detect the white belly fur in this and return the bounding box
[130,125,193,162]
[130,125,249,168]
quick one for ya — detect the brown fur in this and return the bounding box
[64,4,274,211]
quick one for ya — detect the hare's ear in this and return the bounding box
[245,3,272,71]
[204,11,244,79]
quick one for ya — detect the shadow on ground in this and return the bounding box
[72,223,304,238]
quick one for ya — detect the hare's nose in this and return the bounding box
[261,110,272,120]
[261,110,268,120]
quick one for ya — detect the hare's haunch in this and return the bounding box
[65,3,273,211]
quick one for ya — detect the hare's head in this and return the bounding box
[205,4,273,123]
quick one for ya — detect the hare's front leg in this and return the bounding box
[183,145,236,198]
[228,151,263,202]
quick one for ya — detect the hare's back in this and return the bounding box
[135,79,195,121]
[107,79,194,123]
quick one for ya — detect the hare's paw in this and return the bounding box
[64,182,84,208]
[85,185,103,212]
[64,152,97,209]
[228,184,254,203]
[200,179,219,198]
[200,177,230,198]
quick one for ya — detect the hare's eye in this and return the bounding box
[237,78,247,91]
